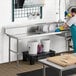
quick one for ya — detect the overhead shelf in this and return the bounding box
[23,4,44,8]
[23,0,45,8]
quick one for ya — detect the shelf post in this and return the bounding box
[40,6,42,19]
[12,0,14,22]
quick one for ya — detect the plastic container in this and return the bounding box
[37,42,43,54]
[28,41,39,55]
[41,39,50,52]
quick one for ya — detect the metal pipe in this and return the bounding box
[17,39,19,66]
[59,70,62,76]
[43,64,46,76]
[40,6,42,19]
[12,0,14,21]
[9,37,11,63]
[5,33,18,39]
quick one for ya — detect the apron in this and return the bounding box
[70,24,76,52]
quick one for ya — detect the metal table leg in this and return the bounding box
[60,70,62,76]
[64,32,68,51]
[17,39,19,66]
[9,37,11,63]
[43,64,46,76]
[9,36,19,66]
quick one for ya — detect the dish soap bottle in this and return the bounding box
[37,41,43,54]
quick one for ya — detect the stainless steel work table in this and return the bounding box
[39,54,76,76]
[5,31,69,65]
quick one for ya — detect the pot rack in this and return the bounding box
[12,0,44,21]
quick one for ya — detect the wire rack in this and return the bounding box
[14,7,40,18]
[12,0,43,21]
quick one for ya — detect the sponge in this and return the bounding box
[67,13,72,17]
[59,26,64,31]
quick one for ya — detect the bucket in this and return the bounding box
[41,39,50,52]
[28,41,39,55]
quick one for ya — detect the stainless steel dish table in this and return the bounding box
[5,31,69,66]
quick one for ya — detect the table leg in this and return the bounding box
[9,37,11,63]
[60,70,62,76]
[29,56,35,65]
[43,64,46,76]
[17,39,19,66]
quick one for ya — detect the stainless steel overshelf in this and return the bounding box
[4,21,64,29]
[23,4,44,8]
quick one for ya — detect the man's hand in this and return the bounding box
[63,23,69,30]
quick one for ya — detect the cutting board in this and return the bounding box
[47,54,76,67]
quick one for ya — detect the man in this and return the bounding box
[63,8,76,29]
[63,8,76,52]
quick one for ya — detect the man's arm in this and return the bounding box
[63,23,69,30]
